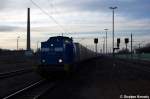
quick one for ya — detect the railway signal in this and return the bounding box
[94,38,98,44]
[117,38,120,48]
[125,38,129,44]
[113,38,120,52]
[94,38,98,55]
[125,38,129,53]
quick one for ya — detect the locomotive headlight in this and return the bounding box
[42,59,46,63]
[58,59,63,63]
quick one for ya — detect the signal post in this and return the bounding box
[94,38,98,56]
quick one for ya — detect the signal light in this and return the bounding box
[117,38,120,44]
[117,38,120,48]
[125,38,129,44]
[59,59,63,63]
[94,38,98,44]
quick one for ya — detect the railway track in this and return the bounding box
[117,57,150,67]
[116,59,150,73]
[109,60,125,95]
[2,79,58,99]
[112,58,150,96]
[0,69,33,79]
[2,80,44,99]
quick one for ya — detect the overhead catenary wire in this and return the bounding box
[30,0,67,34]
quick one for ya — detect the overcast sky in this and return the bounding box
[0,0,150,51]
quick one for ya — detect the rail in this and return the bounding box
[0,69,33,79]
[2,80,45,99]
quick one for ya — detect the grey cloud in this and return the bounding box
[56,0,150,19]
[0,25,20,32]
[0,0,32,10]
[1,0,149,19]
[0,0,7,10]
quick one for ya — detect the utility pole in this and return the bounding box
[103,43,105,54]
[104,29,108,54]
[139,43,141,49]
[131,33,133,58]
[37,41,39,51]
[109,6,117,57]
[103,37,105,54]
[96,44,97,55]
[17,36,20,50]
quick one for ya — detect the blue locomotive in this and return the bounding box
[37,36,95,77]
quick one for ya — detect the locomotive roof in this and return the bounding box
[47,36,72,42]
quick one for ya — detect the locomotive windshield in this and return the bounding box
[41,47,63,52]
[54,47,63,52]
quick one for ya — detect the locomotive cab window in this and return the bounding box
[54,47,63,52]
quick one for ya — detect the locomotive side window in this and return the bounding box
[54,47,63,52]
[41,48,49,52]
[41,47,54,52]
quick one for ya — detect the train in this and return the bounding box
[37,36,96,78]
